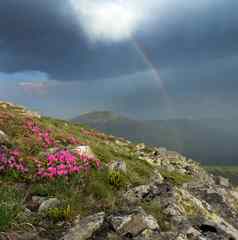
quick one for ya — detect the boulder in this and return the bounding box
[72,145,96,159]
[133,229,161,240]
[38,198,61,214]
[198,218,238,240]
[108,160,127,173]
[215,176,230,188]
[230,190,238,201]
[124,185,150,203]
[0,130,9,143]
[62,212,105,240]
[109,209,159,237]
[186,226,201,239]
[136,143,146,151]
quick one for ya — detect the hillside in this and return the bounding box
[73,112,238,165]
[1,101,238,240]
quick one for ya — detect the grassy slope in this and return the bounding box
[1,103,220,238]
[0,103,158,236]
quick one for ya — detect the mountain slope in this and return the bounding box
[1,102,238,240]
[73,111,238,165]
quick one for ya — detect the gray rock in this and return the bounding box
[32,196,47,205]
[136,143,146,151]
[61,212,105,240]
[134,229,161,240]
[38,198,61,214]
[108,160,127,173]
[0,130,9,143]
[126,185,150,201]
[72,145,96,159]
[186,226,201,238]
[215,176,230,188]
[109,209,159,237]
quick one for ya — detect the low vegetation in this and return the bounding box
[205,165,238,185]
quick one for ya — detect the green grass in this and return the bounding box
[0,185,24,231]
[160,170,193,186]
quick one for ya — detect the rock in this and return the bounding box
[175,234,188,240]
[109,209,159,237]
[106,232,122,240]
[143,214,160,230]
[4,231,44,240]
[151,171,164,184]
[32,196,47,205]
[62,212,105,240]
[15,232,40,240]
[215,176,230,188]
[197,217,238,240]
[38,198,61,214]
[186,226,201,239]
[0,130,9,143]
[108,160,127,173]
[230,190,238,201]
[124,185,150,203]
[115,140,128,146]
[136,143,146,151]
[72,145,96,159]
[143,156,162,167]
[134,229,161,240]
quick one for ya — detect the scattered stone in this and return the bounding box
[136,143,146,151]
[197,217,238,240]
[109,208,159,238]
[72,145,96,159]
[38,198,61,214]
[108,160,127,173]
[133,229,161,240]
[61,212,105,240]
[0,130,9,143]
[186,226,201,238]
[215,176,230,188]
[115,140,128,146]
[230,190,238,201]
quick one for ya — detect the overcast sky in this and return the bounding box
[0,0,237,119]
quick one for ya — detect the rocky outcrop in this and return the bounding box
[61,212,105,240]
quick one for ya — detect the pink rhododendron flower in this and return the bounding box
[0,146,28,174]
[25,119,55,147]
[37,149,100,179]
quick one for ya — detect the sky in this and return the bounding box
[0,0,237,119]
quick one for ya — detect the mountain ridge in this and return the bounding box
[73,111,238,165]
[1,102,238,240]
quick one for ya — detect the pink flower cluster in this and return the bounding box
[25,119,55,147]
[0,147,28,174]
[37,149,100,178]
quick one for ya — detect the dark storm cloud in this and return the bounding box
[0,0,238,81]
[0,0,145,80]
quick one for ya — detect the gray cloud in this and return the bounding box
[0,0,238,120]
[0,0,238,81]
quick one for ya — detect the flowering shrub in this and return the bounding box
[25,119,55,148]
[37,149,101,179]
[0,146,28,174]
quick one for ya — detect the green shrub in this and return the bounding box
[47,205,72,222]
[108,171,126,189]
